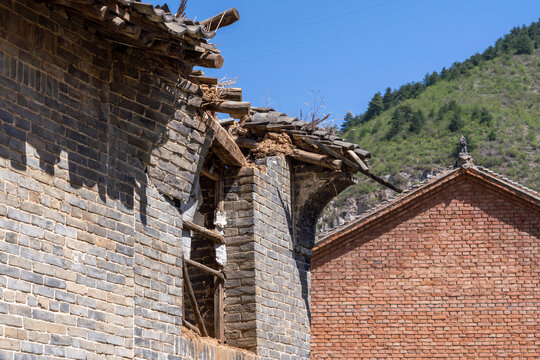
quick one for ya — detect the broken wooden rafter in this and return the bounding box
[208,101,251,119]
[182,319,201,336]
[210,120,247,166]
[334,140,356,150]
[183,51,224,69]
[242,120,269,128]
[306,139,359,170]
[358,171,403,193]
[317,141,346,155]
[346,149,369,172]
[218,118,236,126]
[235,136,258,149]
[218,87,242,101]
[291,149,342,171]
[183,261,208,337]
[189,75,218,85]
[184,258,225,281]
[234,136,343,171]
[354,148,371,159]
[201,8,240,31]
[182,219,225,244]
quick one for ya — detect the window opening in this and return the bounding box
[181,152,225,341]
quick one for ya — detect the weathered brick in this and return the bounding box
[0,339,20,351]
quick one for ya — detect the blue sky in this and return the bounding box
[149,1,539,126]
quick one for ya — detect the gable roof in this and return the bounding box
[314,164,540,257]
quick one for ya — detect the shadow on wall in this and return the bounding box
[278,190,311,323]
[0,49,189,226]
[0,93,153,222]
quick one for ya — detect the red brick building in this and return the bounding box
[311,163,540,359]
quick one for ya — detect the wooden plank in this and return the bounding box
[183,51,224,69]
[214,278,224,342]
[354,147,371,159]
[218,118,236,126]
[183,219,225,244]
[184,258,224,280]
[180,35,220,53]
[210,119,247,167]
[182,319,201,336]
[201,8,240,31]
[334,140,356,150]
[242,120,269,128]
[346,150,369,172]
[291,149,342,171]
[188,75,218,85]
[360,171,403,193]
[209,101,251,119]
[235,136,258,149]
[201,168,221,182]
[183,261,208,337]
[306,139,359,170]
[218,87,242,101]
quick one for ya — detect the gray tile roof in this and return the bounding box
[116,1,215,39]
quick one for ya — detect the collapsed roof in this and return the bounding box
[42,0,390,187]
[195,76,399,190]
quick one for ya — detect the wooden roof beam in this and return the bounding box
[201,8,240,31]
[209,117,247,167]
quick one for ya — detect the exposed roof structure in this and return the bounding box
[41,0,386,186]
[314,162,540,256]
[190,74,399,189]
[236,107,371,172]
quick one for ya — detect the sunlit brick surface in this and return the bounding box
[312,177,540,359]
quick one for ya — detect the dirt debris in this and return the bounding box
[201,84,221,102]
[251,132,294,159]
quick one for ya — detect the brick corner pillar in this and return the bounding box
[223,156,354,359]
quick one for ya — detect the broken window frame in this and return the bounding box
[181,156,225,341]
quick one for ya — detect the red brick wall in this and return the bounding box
[311,177,540,359]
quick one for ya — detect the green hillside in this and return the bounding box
[337,21,540,205]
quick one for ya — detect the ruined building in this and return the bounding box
[0,1,375,359]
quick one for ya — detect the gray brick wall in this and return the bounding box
[222,167,258,351]
[0,1,214,359]
[0,2,353,360]
[223,157,311,359]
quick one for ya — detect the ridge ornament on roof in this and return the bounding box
[455,135,474,168]
[315,136,539,248]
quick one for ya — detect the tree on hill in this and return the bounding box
[383,87,394,110]
[365,92,384,121]
[515,34,534,54]
[340,19,540,132]
[409,109,426,133]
